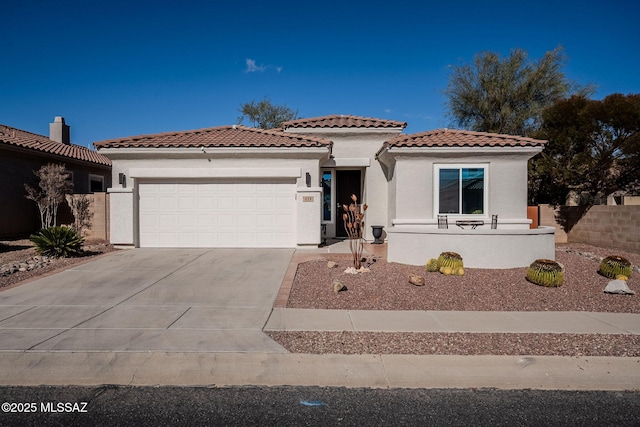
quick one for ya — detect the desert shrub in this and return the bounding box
[598,255,633,279]
[66,194,93,236]
[30,226,84,258]
[526,259,564,287]
[24,163,73,228]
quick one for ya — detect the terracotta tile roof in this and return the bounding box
[282,114,407,129]
[0,124,112,167]
[93,125,333,149]
[382,129,546,149]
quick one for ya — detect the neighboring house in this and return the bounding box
[94,115,555,268]
[0,117,112,238]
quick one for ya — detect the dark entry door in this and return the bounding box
[335,169,362,238]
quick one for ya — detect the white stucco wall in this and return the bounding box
[387,226,556,268]
[107,188,134,245]
[296,187,322,246]
[383,148,539,229]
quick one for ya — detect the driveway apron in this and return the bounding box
[0,249,293,353]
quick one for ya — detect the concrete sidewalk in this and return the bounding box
[3,352,639,390]
[265,308,640,335]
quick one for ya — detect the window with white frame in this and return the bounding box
[89,174,104,192]
[435,164,487,215]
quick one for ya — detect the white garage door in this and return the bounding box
[138,179,296,248]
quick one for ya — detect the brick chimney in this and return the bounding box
[49,116,70,144]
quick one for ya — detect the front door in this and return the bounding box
[335,170,362,238]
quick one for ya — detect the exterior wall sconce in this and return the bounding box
[118,173,126,187]
[306,172,311,187]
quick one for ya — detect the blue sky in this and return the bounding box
[2,0,639,147]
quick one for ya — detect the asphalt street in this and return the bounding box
[1,386,639,426]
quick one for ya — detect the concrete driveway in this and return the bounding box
[0,248,293,353]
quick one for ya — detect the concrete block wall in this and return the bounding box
[539,204,639,252]
[539,204,567,243]
[568,205,640,253]
[84,193,109,241]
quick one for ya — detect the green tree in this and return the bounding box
[530,93,640,205]
[237,98,298,129]
[444,47,589,136]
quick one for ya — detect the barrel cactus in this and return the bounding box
[440,266,453,275]
[425,258,439,272]
[598,255,632,279]
[526,259,564,287]
[438,252,463,270]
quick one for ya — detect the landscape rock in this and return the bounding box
[332,279,347,293]
[327,261,338,269]
[604,280,635,295]
[408,273,425,286]
[343,267,370,274]
[0,256,56,277]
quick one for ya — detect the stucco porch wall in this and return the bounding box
[387,226,556,269]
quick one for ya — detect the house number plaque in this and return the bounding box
[302,196,314,202]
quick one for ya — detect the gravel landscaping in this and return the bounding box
[267,243,639,357]
[0,239,118,290]
[284,244,638,313]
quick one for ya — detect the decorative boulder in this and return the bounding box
[604,280,635,295]
[408,274,425,286]
[332,279,347,293]
[327,261,339,269]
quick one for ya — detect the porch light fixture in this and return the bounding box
[306,172,311,187]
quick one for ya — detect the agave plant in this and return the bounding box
[30,226,84,258]
[526,259,564,287]
[598,255,633,279]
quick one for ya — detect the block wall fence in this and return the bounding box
[539,204,640,253]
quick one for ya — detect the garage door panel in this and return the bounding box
[198,197,216,210]
[237,196,255,210]
[178,196,196,210]
[139,179,296,248]
[217,196,235,210]
[256,196,275,210]
[158,214,178,228]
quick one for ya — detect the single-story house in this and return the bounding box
[94,115,555,268]
[0,117,112,238]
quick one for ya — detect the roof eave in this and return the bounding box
[1,141,112,168]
